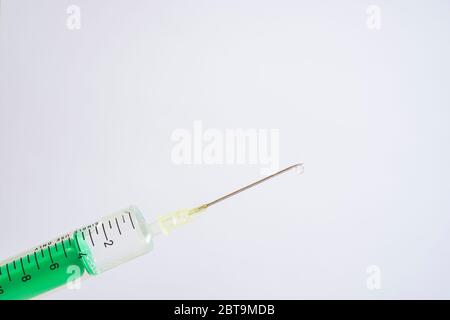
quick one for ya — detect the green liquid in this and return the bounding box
[0,235,88,300]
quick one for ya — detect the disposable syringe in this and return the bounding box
[0,164,303,300]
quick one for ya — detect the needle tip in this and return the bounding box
[292,163,304,174]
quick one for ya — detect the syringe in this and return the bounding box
[0,164,303,300]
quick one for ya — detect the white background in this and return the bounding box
[1,0,450,299]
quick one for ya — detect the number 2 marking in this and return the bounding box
[104,239,114,248]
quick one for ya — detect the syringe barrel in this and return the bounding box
[78,206,153,275]
[0,206,153,300]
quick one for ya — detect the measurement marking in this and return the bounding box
[75,234,81,251]
[54,243,58,252]
[89,229,95,247]
[13,260,16,269]
[108,220,112,229]
[27,254,30,264]
[127,211,135,229]
[68,237,72,247]
[102,223,109,241]
[62,241,67,258]
[115,217,122,235]
[6,264,11,281]
[122,215,125,223]
[95,225,99,234]
[0,265,2,276]
[20,258,25,275]
[48,247,54,263]
[81,231,85,240]
[34,252,40,270]
[41,249,45,258]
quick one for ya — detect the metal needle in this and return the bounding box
[202,163,303,209]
